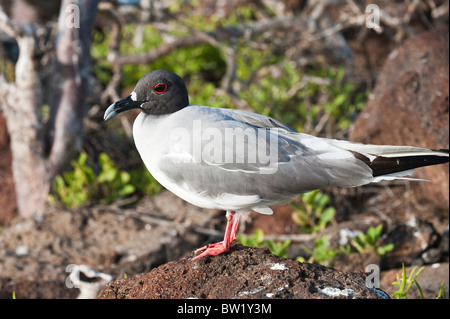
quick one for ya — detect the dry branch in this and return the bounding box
[0,0,99,217]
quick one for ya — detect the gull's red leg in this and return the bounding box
[229,211,240,243]
[192,211,240,260]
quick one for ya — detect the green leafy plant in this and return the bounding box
[265,238,292,259]
[237,228,265,248]
[129,168,163,197]
[291,190,336,234]
[437,281,447,299]
[49,152,96,209]
[96,153,136,203]
[349,225,394,257]
[296,225,392,267]
[92,3,368,139]
[239,231,346,267]
[392,264,448,299]
[319,66,368,131]
[237,229,291,258]
[236,61,368,133]
[392,264,425,299]
[296,235,349,267]
[49,152,161,209]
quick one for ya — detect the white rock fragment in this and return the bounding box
[319,286,356,298]
[260,274,274,285]
[339,228,359,246]
[15,245,29,256]
[238,286,265,297]
[267,263,289,270]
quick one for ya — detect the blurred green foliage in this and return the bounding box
[291,190,336,234]
[239,224,394,268]
[92,1,368,134]
[49,152,97,209]
[237,229,291,258]
[48,152,162,209]
[296,235,349,267]
[349,224,394,257]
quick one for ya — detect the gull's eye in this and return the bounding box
[154,83,168,94]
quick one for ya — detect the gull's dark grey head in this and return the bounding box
[104,69,189,120]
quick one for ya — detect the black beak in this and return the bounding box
[104,95,142,121]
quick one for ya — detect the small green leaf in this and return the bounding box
[120,184,135,196]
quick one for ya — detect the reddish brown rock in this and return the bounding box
[350,26,449,208]
[98,244,389,299]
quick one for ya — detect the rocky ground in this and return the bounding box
[0,24,448,299]
[98,244,389,299]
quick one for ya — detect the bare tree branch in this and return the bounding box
[0,0,99,217]
[47,0,99,176]
[0,7,24,38]
[0,5,48,216]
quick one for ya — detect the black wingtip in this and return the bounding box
[370,153,449,177]
[434,149,450,155]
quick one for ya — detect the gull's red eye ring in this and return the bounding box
[154,83,168,94]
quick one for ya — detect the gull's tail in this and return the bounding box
[326,140,449,182]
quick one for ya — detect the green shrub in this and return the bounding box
[49,152,161,209]
[392,264,425,299]
[237,229,291,258]
[349,225,394,257]
[296,235,349,267]
[291,190,336,234]
[49,152,97,209]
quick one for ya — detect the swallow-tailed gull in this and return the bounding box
[104,69,449,260]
